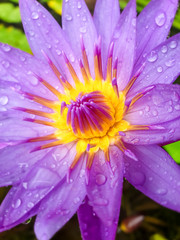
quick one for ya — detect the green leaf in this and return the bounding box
[149,233,168,240]
[47,0,63,15]
[163,141,180,164]
[0,24,30,53]
[0,3,21,23]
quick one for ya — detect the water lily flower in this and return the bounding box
[0,0,180,239]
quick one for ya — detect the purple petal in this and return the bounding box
[136,0,178,67]
[0,119,53,143]
[130,34,180,95]
[122,117,180,146]
[86,146,123,237]
[124,144,180,212]
[62,0,97,78]
[19,0,81,83]
[112,0,136,90]
[34,158,86,240]
[78,196,118,240]
[0,143,49,187]
[93,0,120,75]
[0,43,63,98]
[125,84,180,125]
[0,187,40,232]
[0,144,76,228]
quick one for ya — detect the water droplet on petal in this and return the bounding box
[169,40,177,49]
[156,188,167,195]
[79,26,87,33]
[175,104,180,110]
[74,197,80,204]
[93,198,109,206]
[12,198,22,209]
[0,96,8,106]
[165,59,175,67]
[77,1,82,9]
[31,12,39,20]
[157,66,163,73]
[161,45,168,53]
[132,18,136,27]
[1,44,11,52]
[27,202,34,208]
[147,51,158,62]
[2,60,10,68]
[95,174,107,186]
[65,14,73,21]
[131,172,146,186]
[29,30,35,37]
[155,12,166,27]
[152,110,158,116]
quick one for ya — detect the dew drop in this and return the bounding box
[93,198,109,206]
[167,106,173,113]
[29,30,35,37]
[175,104,180,110]
[65,14,73,21]
[155,12,166,27]
[22,182,28,189]
[132,18,136,27]
[1,44,11,52]
[152,110,158,116]
[161,45,168,53]
[12,199,22,209]
[27,202,34,208]
[169,40,177,49]
[156,188,167,195]
[77,1,82,9]
[131,172,146,186]
[31,12,39,20]
[0,96,8,106]
[157,66,163,73]
[95,174,107,186]
[165,59,175,67]
[147,51,158,62]
[2,60,10,68]
[79,26,87,33]
[73,197,80,204]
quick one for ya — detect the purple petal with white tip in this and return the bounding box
[62,0,97,78]
[136,0,178,66]
[34,157,86,240]
[93,0,120,75]
[112,0,136,90]
[124,145,180,212]
[86,147,123,237]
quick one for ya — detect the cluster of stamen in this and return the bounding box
[14,36,152,171]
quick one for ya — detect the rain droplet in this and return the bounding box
[0,96,8,106]
[12,199,22,209]
[157,66,163,73]
[27,202,34,208]
[165,59,175,67]
[77,1,82,9]
[152,110,158,116]
[2,60,10,68]
[167,106,173,113]
[31,12,39,20]
[147,51,158,62]
[132,18,136,27]
[29,30,35,37]
[131,172,146,186]
[169,40,177,49]
[79,26,87,33]
[161,45,168,53]
[74,197,80,204]
[95,174,107,186]
[22,182,28,189]
[1,44,11,52]
[93,198,109,206]
[175,104,180,110]
[155,12,166,27]
[65,14,73,21]
[156,188,167,195]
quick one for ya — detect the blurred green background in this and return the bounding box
[0,0,180,240]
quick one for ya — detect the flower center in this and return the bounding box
[66,91,115,138]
